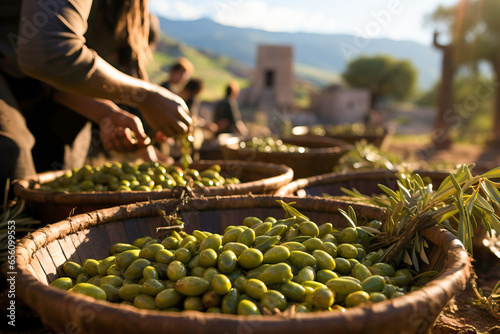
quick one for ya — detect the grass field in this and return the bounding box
[294,63,342,87]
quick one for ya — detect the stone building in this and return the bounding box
[310,85,371,124]
[241,45,294,111]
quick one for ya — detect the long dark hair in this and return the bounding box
[103,0,152,79]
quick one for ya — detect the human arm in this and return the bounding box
[53,90,150,152]
[228,99,248,136]
[235,120,249,136]
[17,0,191,137]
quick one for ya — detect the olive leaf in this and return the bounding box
[277,200,310,221]
[378,184,399,199]
[338,208,357,229]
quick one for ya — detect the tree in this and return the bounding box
[432,32,455,149]
[430,0,500,146]
[342,55,417,109]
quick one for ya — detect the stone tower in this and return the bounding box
[243,45,294,111]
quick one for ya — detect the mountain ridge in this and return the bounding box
[156,17,440,89]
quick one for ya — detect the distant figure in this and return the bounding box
[179,78,203,116]
[213,82,249,136]
[160,57,194,94]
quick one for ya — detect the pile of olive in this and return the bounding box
[240,137,309,153]
[51,215,435,315]
[39,162,240,193]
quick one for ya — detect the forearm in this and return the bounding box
[53,90,122,124]
[59,56,157,107]
[17,0,152,107]
[235,120,249,136]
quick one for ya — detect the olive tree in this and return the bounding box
[342,55,417,109]
[430,0,500,145]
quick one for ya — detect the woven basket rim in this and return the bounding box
[221,135,351,156]
[275,169,450,197]
[317,125,389,136]
[12,160,294,204]
[14,195,471,333]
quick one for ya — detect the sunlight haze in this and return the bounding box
[149,0,458,45]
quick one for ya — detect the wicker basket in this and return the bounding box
[293,126,390,148]
[221,136,350,179]
[275,170,449,197]
[13,160,293,223]
[197,139,224,160]
[14,195,470,334]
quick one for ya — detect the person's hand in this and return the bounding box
[138,86,193,137]
[53,90,151,152]
[99,110,151,152]
[136,146,175,165]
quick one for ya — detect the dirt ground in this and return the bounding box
[387,140,500,172]
[430,247,500,334]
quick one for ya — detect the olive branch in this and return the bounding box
[339,164,500,318]
[469,272,500,319]
[342,164,500,266]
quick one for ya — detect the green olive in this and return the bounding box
[218,250,237,274]
[337,244,359,259]
[63,261,85,279]
[221,288,239,314]
[50,277,73,290]
[339,227,358,244]
[134,293,157,310]
[260,290,287,313]
[238,249,263,269]
[201,291,221,309]
[244,279,267,300]
[238,300,261,316]
[142,279,166,296]
[156,288,182,309]
[71,283,107,300]
[175,276,210,296]
[345,291,370,308]
[312,287,334,310]
[212,274,232,295]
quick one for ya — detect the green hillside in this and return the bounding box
[294,63,343,87]
[148,35,249,102]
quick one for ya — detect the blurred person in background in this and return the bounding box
[0,0,192,200]
[160,58,194,94]
[179,78,204,115]
[213,81,249,136]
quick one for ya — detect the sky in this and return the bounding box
[149,0,459,45]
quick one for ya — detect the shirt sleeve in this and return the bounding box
[17,0,98,91]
